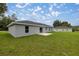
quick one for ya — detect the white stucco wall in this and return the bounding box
[14,25,40,37]
[42,27,52,33]
[8,25,53,37]
[8,25,16,37]
[53,28,72,32]
[42,27,47,33]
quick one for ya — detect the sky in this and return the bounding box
[7,3,79,26]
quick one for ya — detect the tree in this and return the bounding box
[53,20,61,27]
[0,3,7,30]
[61,21,71,27]
[0,16,14,30]
[68,24,71,27]
[53,20,71,27]
[0,3,16,31]
[11,13,18,21]
[0,3,7,17]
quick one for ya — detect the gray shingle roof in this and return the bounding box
[7,20,53,27]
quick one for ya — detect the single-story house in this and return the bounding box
[7,20,53,37]
[53,26,72,32]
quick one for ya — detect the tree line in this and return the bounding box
[53,20,71,27]
[0,3,17,31]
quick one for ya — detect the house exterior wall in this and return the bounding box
[53,28,72,32]
[8,25,52,37]
[40,27,52,33]
[8,25,16,37]
[14,25,40,37]
[42,27,48,33]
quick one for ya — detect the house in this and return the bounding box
[53,26,72,32]
[7,20,53,37]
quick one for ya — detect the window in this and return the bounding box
[40,27,43,33]
[25,26,29,33]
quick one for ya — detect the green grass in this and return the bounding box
[0,31,79,56]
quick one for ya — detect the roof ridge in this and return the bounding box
[7,20,53,27]
[16,20,52,27]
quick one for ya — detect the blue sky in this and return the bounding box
[7,3,79,26]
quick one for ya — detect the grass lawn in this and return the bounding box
[0,31,79,56]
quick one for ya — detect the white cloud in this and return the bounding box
[20,18,26,20]
[19,13,24,15]
[53,3,57,6]
[56,6,61,8]
[56,3,66,9]
[41,11,44,13]
[59,3,66,6]
[70,9,73,12]
[45,20,51,23]
[27,8,33,11]
[61,9,73,14]
[42,16,46,20]
[25,14,30,16]
[9,10,16,14]
[75,3,79,5]
[34,6,42,12]
[46,13,51,17]
[32,6,42,16]
[32,12,37,16]
[51,11,61,17]
[16,3,30,8]
[49,3,66,11]
[49,5,53,11]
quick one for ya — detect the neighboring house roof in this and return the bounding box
[7,20,53,27]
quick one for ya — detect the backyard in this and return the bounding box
[0,31,79,56]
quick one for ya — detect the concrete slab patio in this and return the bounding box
[37,33,52,36]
